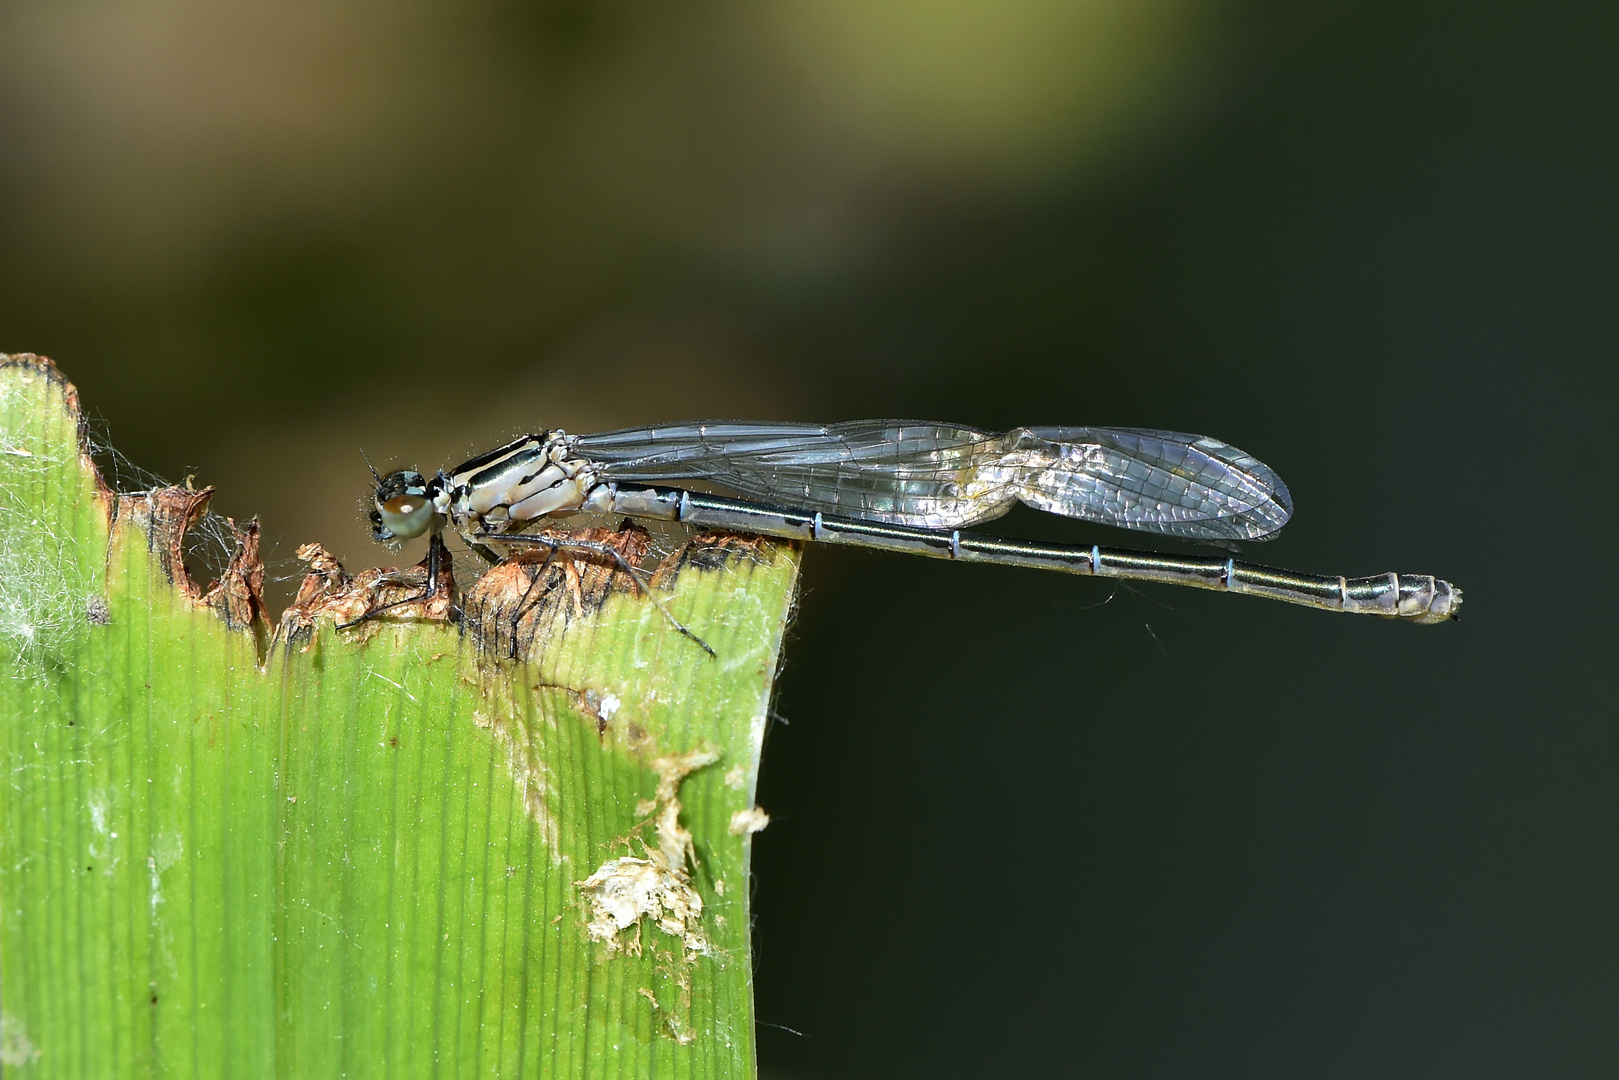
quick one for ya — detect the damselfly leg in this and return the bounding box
[473,529,716,657]
[336,531,455,630]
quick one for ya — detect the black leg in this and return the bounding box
[504,544,562,660]
[475,530,715,657]
[336,531,454,630]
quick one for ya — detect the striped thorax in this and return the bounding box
[439,430,603,536]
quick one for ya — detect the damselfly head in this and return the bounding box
[371,469,435,541]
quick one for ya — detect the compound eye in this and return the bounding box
[375,492,434,540]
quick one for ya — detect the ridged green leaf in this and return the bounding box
[0,354,798,1077]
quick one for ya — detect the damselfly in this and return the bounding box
[367,421,1460,624]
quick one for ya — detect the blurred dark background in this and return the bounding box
[3,1,1614,1075]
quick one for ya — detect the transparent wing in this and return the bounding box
[1006,427,1292,541]
[578,421,1014,529]
[575,421,1292,539]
